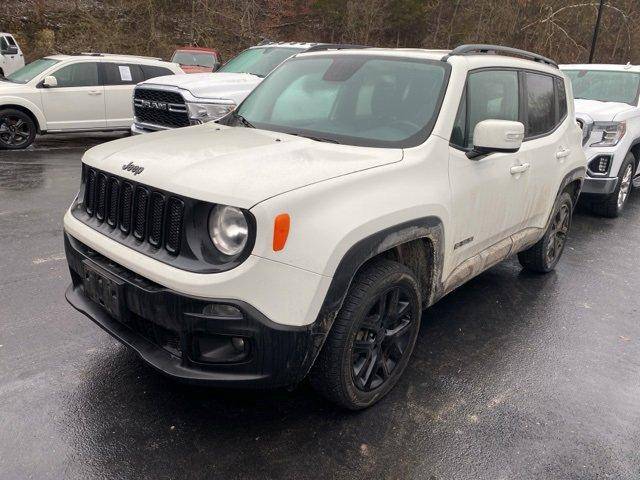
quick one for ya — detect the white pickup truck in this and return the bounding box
[131,42,327,133]
[561,64,640,217]
[0,33,24,77]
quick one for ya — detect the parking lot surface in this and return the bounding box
[1,134,639,480]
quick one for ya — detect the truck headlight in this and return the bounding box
[208,205,249,256]
[590,121,626,147]
[187,101,235,124]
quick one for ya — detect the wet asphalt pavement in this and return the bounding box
[1,133,640,480]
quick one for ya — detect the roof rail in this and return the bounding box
[443,44,558,68]
[78,52,163,61]
[304,43,369,53]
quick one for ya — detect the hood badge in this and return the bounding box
[122,162,144,175]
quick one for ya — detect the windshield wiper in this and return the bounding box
[286,132,340,144]
[233,113,255,128]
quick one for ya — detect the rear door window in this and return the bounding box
[524,72,556,137]
[102,63,144,85]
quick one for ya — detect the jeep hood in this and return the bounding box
[82,124,402,208]
[574,99,635,122]
[142,72,261,101]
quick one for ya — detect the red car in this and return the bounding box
[170,47,221,73]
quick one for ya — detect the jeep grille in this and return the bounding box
[82,165,183,255]
[133,88,190,129]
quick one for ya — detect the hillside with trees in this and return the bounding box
[2,0,640,64]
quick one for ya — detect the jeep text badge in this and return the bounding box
[122,162,144,175]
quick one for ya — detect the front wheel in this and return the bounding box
[310,259,422,410]
[518,191,573,273]
[0,109,37,150]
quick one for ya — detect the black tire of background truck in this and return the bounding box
[590,152,636,218]
[310,259,422,410]
[0,108,37,150]
[518,191,574,274]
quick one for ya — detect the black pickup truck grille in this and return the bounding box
[133,87,190,129]
[82,166,183,255]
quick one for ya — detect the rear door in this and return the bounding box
[101,62,144,128]
[448,68,532,267]
[521,73,571,228]
[40,61,106,130]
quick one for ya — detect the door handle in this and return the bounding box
[510,163,530,175]
[556,148,571,159]
[88,90,102,96]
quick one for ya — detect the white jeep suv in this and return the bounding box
[64,45,585,409]
[131,42,331,133]
[0,53,182,149]
[561,64,640,217]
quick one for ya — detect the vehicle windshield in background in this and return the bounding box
[171,51,217,68]
[564,70,640,105]
[5,58,60,83]
[217,47,304,77]
[233,55,448,148]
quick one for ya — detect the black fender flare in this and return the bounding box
[300,216,445,376]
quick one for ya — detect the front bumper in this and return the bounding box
[581,176,618,195]
[64,234,318,387]
[130,121,170,135]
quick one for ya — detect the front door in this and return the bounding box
[448,68,531,269]
[40,61,106,131]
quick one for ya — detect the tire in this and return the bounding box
[518,191,573,273]
[310,259,422,410]
[0,108,37,150]
[591,152,635,218]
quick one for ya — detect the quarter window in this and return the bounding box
[556,77,567,121]
[140,65,174,80]
[525,72,555,137]
[51,62,100,87]
[451,70,519,149]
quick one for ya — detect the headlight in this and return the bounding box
[208,205,248,256]
[590,121,626,147]
[187,101,236,124]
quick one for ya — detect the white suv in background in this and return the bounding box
[0,33,24,77]
[561,64,640,217]
[131,42,330,133]
[0,53,183,149]
[64,45,585,409]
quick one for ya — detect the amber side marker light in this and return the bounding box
[273,213,290,252]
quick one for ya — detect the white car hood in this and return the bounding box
[574,99,635,122]
[82,123,402,208]
[0,80,26,92]
[141,72,262,101]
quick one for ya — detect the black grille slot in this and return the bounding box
[165,198,184,255]
[78,167,188,258]
[133,187,149,241]
[107,178,119,227]
[95,173,108,221]
[85,168,96,215]
[119,182,134,234]
[133,88,189,129]
[148,192,165,247]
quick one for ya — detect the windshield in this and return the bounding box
[6,58,60,83]
[232,55,448,148]
[171,51,217,68]
[564,69,640,105]
[218,47,304,77]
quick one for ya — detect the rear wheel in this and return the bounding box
[310,259,421,410]
[518,191,573,273]
[0,109,36,150]
[591,153,635,218]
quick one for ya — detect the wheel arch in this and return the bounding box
[629,139,640,173]
[0,100,46,133]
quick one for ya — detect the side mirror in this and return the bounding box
[467,119,524,159]
[41,75,58,88]
[211,63,220,72]
[2,45,18,55]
